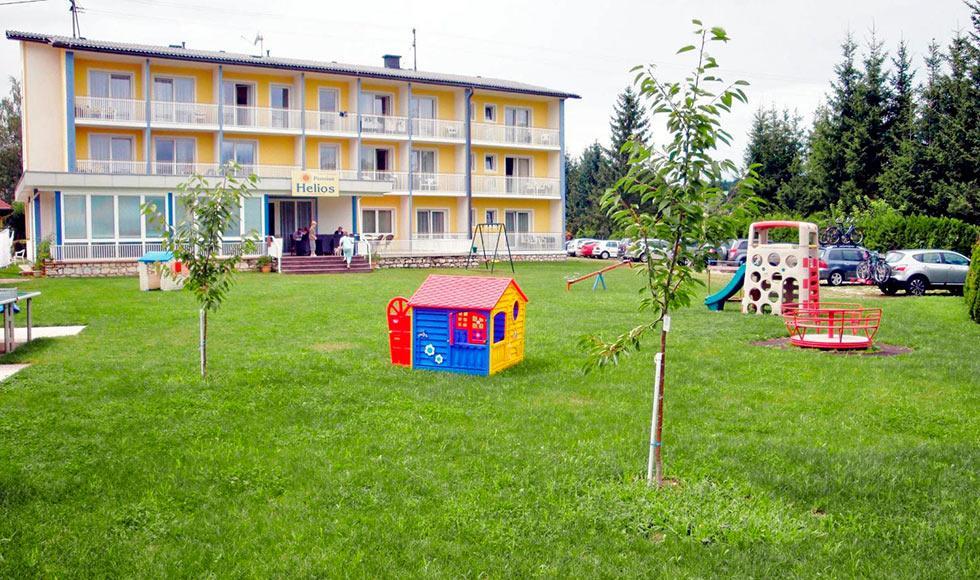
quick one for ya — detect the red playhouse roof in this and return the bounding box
[408,275,528,311]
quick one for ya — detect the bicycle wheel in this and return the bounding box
[849,228,864,245]
[873,262,891,284]
[856,262,871,281]
[819,227,840,246]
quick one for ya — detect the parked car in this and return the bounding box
[585,240,624,259]
[727,239,749,264]
[819,246,870,286]
[569,238,597,257]
[566,238,594,257]
[879,249,971,296]
[627,238,669,262]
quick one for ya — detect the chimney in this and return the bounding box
[382,54,401,69]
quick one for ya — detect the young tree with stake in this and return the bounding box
[581,21,758,487]
[144,164,259,378]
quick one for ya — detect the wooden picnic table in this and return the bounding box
[0,290,40,354]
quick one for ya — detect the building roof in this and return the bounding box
[408,275,528,311]
[6,30,580,100]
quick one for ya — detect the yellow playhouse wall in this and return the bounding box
[489,284,526,374]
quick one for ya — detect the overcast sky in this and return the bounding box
[0,0,973,163]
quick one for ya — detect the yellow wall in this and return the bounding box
[411,88,457,120]
[76,127,144,161]
[411,144,457,173]
[470,198,554,232]
[151,131,216,163]
[149,65,215,102]
[411,195,455,234]
[473,95,550,128]
[222,71,296,108]
[75,58,143,96]
[489,284,526,374]
[471,147,550,177]
[305,78,352,112]
[305,138,352,169]
[218,134,296,165]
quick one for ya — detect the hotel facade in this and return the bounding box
[7,31,578,267]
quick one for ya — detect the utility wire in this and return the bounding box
[0,0,48,6]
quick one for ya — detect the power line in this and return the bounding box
[0,0,48,6]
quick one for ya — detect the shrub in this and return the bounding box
[966,240,980,323]
[858,214,977,255]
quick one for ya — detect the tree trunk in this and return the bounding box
[199,308,207,379]
[647,324,668,487]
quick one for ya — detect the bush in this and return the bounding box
[858,214,978,255]
[966,240,980,323]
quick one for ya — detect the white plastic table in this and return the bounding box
[0,290,40,353]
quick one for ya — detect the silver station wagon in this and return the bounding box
[879,249,971,296]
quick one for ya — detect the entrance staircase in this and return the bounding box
[278,255,372,275]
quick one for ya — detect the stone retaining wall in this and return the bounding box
[43,257,265,278]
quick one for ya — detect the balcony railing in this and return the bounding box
[410,117,464,141]
[76,159,147,174]
[304,111,357,134]
[223,106,302,131]
[360,114,409,137]
[151,101,219,126]
[472,122,559,148]
[473,175,560,197]
[74,96,145,123]
[53,240,267,261]
[76,159,295,179]
[370,232,563,257]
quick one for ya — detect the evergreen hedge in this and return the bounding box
[858,215,978,255]
[966,241,980,323]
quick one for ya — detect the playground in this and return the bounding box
[0,262,976,576]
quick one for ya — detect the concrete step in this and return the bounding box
[279,256,372,274]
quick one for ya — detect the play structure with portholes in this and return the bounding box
[704,221,882,350]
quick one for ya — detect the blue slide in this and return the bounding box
[704,263,746,311]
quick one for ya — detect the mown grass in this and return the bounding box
[0,261,977,577]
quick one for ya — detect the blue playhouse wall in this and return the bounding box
[412,308,490,375]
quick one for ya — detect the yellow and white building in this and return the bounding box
[7,30,578,264]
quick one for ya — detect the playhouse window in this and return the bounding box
[453,311,487,345]
[513,301,519,320]
[493,312,506,343]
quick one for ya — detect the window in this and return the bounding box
[63,195,87,240]
[270,85,291,128]
[222,82,255,125]
[485,210,497,224]
[221,140,256,168]
[91,195,115,239]
[243,197,263,237]
[152,76,194,122]
[360,92,391,116]
[943,252,969,266]
[453,311,487,345]
[318,88,340,130]
[504,156,531,193]
[89,135,133,173]
[914,253,942,264]
[360,147,392,174]
[411,150,436,173]
[117,196,142,238]
[417,209,447,235]
[319,144,339,170]
[484,104,496,122]
[513,301,520,320]
[144,195,166,238]
[505,107,532,143]
[410,96,436,119]
[505,210,531,234]
[361,209,394,235]
[90,71,132,99]
[484,154,497,172]
[493,311,506,343]
[154,137,195,174]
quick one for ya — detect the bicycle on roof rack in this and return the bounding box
[819,216,864,246]
[856,250,891,284]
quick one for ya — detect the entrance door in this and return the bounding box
[276,199,314,254]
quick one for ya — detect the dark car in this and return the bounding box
[819,246,870,286]
[727,239,748,264]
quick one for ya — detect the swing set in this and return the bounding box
[465,223,515,273]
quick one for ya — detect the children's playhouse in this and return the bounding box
[387,275,528,375]
[741,220,820,315]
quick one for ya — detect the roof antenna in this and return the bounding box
[69,0,83,39]
[412,27,417,70]
[241,32,264,55]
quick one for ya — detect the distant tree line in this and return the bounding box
[566,3,979,240]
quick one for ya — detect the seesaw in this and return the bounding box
[565,260,634,291]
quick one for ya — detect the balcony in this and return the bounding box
[75,159,296,179]
[74,96,145,125]
[473,175,560,198]
[53,240,266,261]
[304,111,358,135]
[223,106,303,132]
[472,122,559,149]
[372,232,564,256]
[151,101,219,127]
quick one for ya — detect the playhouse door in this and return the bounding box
[387,297,411,366]
[450,311,488,373]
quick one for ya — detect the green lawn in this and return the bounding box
[0,262,977,577]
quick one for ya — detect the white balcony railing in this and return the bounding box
[410,117,465,141]
[74,96,145,123]
[370,232,563,257]
[151,101,219,126]
[223,106,302,131]
[472,122,560,148]
[75,159,148,175]
[360,114,409,137]
[473,175,560,197]
[304,111,357,134]
[53,240,267,261]
[76,159,295,179]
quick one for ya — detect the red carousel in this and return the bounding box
[782,302,882,350]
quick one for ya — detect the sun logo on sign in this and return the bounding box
[302,173,312,182]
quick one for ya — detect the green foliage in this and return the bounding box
[33,235,51,269]
[564,143,611,237]
[743,107,807,211]
[858,212,977,255]
[0,77,22,204]
[965,240,980,322]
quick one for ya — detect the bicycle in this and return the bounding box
[856,250,891,284]
[819,217,864,246]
